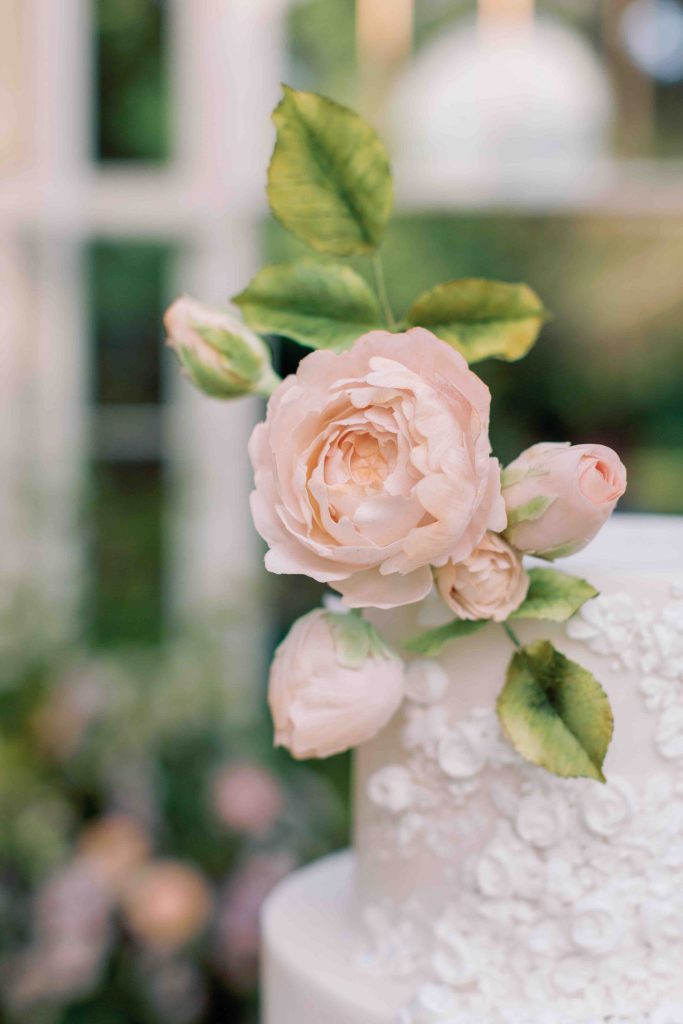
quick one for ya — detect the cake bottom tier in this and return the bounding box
[262,851,409,1024]
[262,852,683,1024]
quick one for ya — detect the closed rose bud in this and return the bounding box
[164,296,279,398]
[268,609,404,759]
[502,442,627,559]
[435,532,529,622]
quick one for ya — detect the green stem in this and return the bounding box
[502,622,522,648]
[372,252,396,330]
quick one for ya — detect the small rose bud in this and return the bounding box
[502,442,627,559]
[164,296,279,398]
[435,532,529,622]
[268,609,404,759]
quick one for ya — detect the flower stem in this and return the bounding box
[372,252,396,330]
[502,622,522,648]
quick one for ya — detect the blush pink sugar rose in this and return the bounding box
[249,329,506,609]
[436,532,529,622]
[503,442,627,559]
[268,610,404,759]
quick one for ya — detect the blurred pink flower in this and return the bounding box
[211,761,284,837]
[121,860,212,952]
[31,662,108,761]
[36,860,112,945]
[77,814,151,894]
[5,860,113,1009]
[5,940,107,1010]
[214,852,295,992]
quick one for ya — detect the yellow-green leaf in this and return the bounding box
[233,260,384,350]
[406,279,549,363]
[267,86,393,257]
[404,619,487,657]
[510,569,598,623]
[497,640,613,782]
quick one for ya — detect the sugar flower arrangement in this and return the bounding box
[165,88,626,783]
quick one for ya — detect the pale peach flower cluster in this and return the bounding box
[249,329,627,759]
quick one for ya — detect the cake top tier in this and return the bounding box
[561,512,683,573]
[355,513,683,1019]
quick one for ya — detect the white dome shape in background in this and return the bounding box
[390,16,615,205]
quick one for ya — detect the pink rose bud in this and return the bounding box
[164,296,279,398]
[435,532,529,622]
[268,609,404,759]
[502,442,627,559]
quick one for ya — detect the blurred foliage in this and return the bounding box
[0,593,347,1024]
[87,463,164,648]
[94,0,170,162]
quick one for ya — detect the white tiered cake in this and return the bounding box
[263,515,683,1024]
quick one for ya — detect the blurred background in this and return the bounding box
[0,1,682,1021]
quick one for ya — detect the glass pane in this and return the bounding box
[93,0,170,162]
[87,461,164,647]
[88,240,169,406]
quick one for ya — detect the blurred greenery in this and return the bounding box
[0,595,347,1024]
[87,463,164,648]
[94,0,170,162]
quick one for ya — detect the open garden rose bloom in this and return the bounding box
[268,610,404,759]
[249,329,506,608]
[503,442,627,559]
[436,532,529,622]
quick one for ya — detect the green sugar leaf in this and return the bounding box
[497,640,613,782]
[406,279,549,364]
[511,569,598,623]
[268,87,393,257]
[234,260,384,350]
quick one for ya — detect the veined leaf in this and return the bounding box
[233,260,383,350]
[510,569,598,623]
[267,86,393,257]
[497,640,613,782]
[406,279,548,363]
[404,619,487,658]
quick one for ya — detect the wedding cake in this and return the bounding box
[263,513,683,1024]
[161,86,683,1024]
